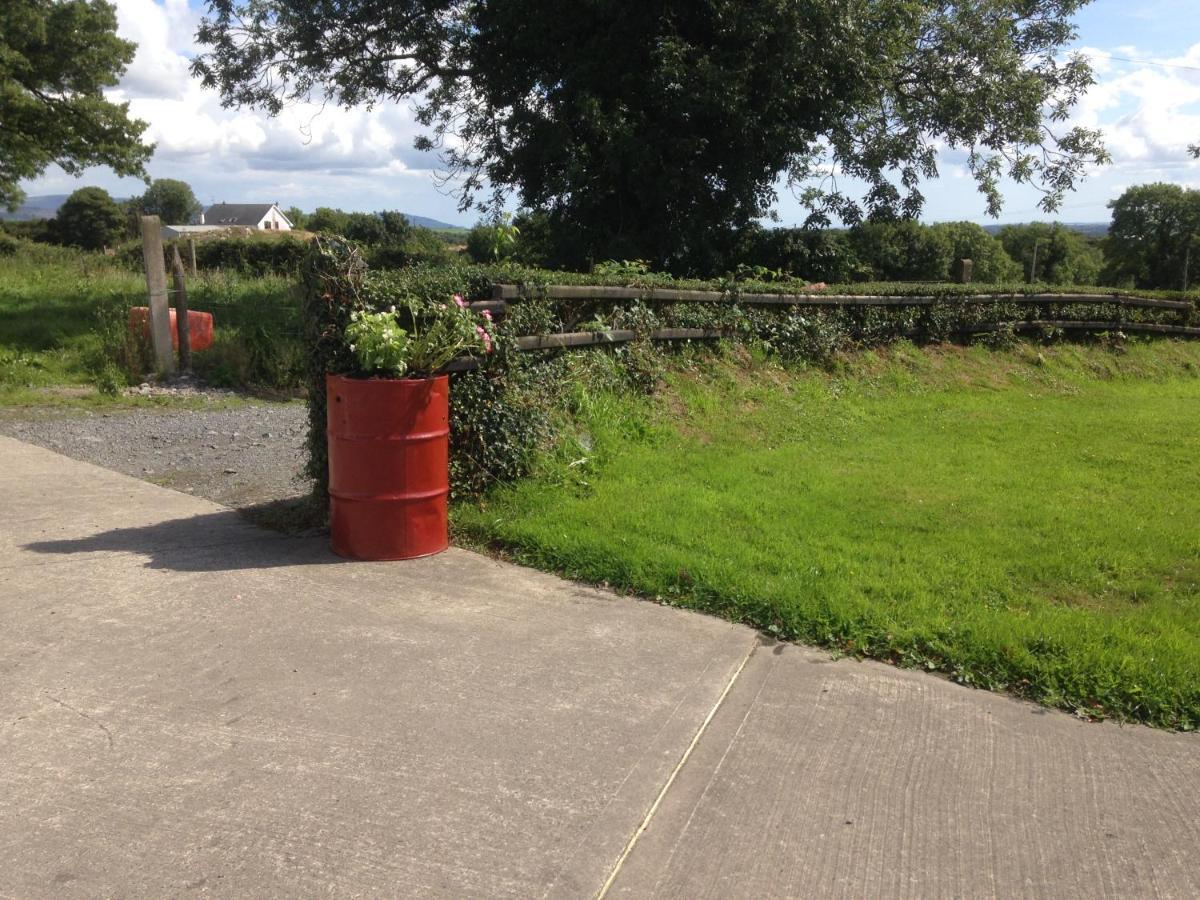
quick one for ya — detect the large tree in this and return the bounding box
[848,220,953,282]
[193,0,1107,272]
[137,178,201,225]
[54,185,125,249]
[0,0,153,210]
[997,222,1102,285]
[1103,183,1200,291]
[928,221,1021,283]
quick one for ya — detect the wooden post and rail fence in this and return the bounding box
[133,229,1197,377]
[440,282,1198,371]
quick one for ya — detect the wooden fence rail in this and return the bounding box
[439,284,1199,373]
[491,284,1194,312]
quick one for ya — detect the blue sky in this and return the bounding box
[21,0,1200,226]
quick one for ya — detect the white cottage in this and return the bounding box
[201,203,293,231]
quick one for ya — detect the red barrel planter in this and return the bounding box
[128,307,215,352]
[326,373,450,560]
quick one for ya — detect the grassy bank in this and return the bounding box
[455,341,1200,729]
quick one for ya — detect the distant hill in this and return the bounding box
[981,222,1108,238]
[403,213,467,232]
[0,194,73,221]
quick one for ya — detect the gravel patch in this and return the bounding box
[0,402,312,512]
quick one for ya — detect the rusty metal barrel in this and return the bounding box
[326,373,450,560]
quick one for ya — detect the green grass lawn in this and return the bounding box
[455,341,1200,729]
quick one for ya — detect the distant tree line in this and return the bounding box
[0,180,203,250]
[472,182,1199,290]
[5,180,1198,291]
[1,182,458,269]
[477,213,1107,286]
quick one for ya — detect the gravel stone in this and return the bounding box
[0,402,311,510]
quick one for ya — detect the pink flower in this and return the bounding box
[454,293,467,308]
[481,309,493,321]
[476,325,493,353]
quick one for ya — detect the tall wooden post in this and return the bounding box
[188,238,198,277]
[170,246,192,373]
[139,215,175,376]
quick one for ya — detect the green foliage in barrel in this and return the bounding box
[300,243,502,504]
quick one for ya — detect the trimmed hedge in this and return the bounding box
[114,234,311,277]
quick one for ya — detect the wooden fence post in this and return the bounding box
[170,246,192,373]
[188,238,198,277]
[139,215,175,376]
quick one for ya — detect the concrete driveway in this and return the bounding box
[1,435,1196,898]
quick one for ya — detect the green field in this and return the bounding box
[0,247,140,402]
[455,342,1200,729]
[0,248,299,405]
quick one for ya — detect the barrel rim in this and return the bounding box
[326,372,450,387]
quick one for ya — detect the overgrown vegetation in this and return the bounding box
[454,342,1200,730]
[0,242,143,401]
[0,242,304,403]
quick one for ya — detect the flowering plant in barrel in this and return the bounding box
[327,292,492,562]
[343,293,493,378]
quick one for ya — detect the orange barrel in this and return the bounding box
[326,373,450,560]
[128,307,215,352]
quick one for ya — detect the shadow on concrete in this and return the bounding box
[236,495,328,537]
[23,506,346,573]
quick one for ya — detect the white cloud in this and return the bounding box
[1072,43,1200,169]
[107,0,440,180]
[24,0,469,219]
[111,0,198,98]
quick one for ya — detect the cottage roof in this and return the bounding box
[204,203,289,227]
